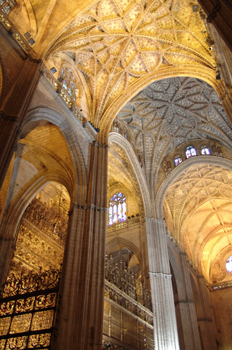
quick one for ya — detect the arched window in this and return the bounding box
[174,156,182,166]
[201,145,211,155]
[1,0,16,15]
[185,146,197,159]
[108,192,127,226]
[60,67,77,102]
[226,255,232,273]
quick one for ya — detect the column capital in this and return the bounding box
[91,141,109,149]
[73,203,108,212]
[144,217,165,224]
[149,271,172,278]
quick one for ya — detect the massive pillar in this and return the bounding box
[146,218,180,350]
[54,141,108,350]
[198,0,232,52]
[0,57,42,189]
[176,253,202,350]
[195,276,218,350]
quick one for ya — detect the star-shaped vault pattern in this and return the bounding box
[116,77,232,188]
[46,0,215,125]
[165,164,232,282]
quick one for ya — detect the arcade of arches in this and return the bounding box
[0,0,232,350]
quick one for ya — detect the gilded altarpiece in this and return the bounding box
[0,269,60,350]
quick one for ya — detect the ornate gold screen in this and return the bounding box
[0,269,60,350]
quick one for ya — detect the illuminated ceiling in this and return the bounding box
[11,182,70,276]
[165,164,232,283]
[108,141,142,216]
[116,77,232,188]
[44,0,215,126]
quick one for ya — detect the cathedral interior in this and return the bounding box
[0,0,232,349]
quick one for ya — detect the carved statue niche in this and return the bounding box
[211,143,217,156]
[163,160,172,176]
[217,146,223,157]
[112,120,119,132]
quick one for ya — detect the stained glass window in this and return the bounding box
[226,255,232,273]
[201,146,211,155]
[185,146,197,159]
[60,67,77,102]
[108,192,127,226]
[0,0,16,15]
[174,156,182,166]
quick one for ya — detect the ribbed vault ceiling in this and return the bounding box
[165,164,232,284]
[116,77,232,188]
[108,142,143,216]
[45,0,215,124]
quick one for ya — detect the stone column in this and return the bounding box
[54,141,108,350]
[176,253,202,350]
[196,276,218,350]
[140,220,150,287]
[0,57,42,190]
[146,218,180,350]
[198,0,232,52]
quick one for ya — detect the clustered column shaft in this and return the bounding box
[146,218,180,350]
[54,141,108,350]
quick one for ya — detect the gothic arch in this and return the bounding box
[155,155,232,229]
[22,106,88,198]
[109,132,151,218]
[106,236,143,272]
[99,67,225,143]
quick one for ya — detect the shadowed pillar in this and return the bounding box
[198,0,232,52]
[54,141,108,350]
[0,57,42,190]
[176,252,203,350]
[146,218,180,350]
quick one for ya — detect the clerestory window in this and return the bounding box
[201,145,211,155]
[60,67,77,102]
[0,0,16,15]
[186,146,197,159]
[108,192,127,226]
[174,156,182,166]
[226,255,232,273]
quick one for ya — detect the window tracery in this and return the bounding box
[226,255,232,273]
[59,67,77,102]
[201,146,211,155]
[185,146,197,159]
[108,192,127,226]
[0,0,16,15]
[174,156,182,166]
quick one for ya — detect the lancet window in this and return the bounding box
[60,67,77,102]
[226,255,232,273]
[201,145,211,155]
[108,192,127,226]
[185,146,197,159]
[174,156,182,166]
[0,0,16,15]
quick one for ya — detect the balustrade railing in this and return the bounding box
[107,216,140,233]
[105,256,152,311]
[0,0,16,15]
[24,198,68,244]
[0,269,60,350]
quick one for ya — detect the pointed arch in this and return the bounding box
[99,67,226,143]
[106,236,143,271]
[155,155,232,251]
[109,132,152,218]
